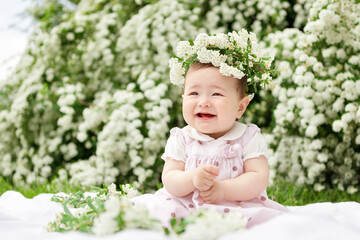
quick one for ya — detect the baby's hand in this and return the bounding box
[192,165,219,191]
[199,180,225,204]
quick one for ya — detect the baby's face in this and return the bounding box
[182,66,249,139]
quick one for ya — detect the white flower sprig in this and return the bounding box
[169,208,247,240]
[46,183,162,234]
[47,184,247,237]
[169,29,278,95]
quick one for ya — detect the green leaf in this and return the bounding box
[78,224,92,233]
[116,214,126,230]
[90,186,102,191]
[238,63,245,71]
[254,83,258,93]
[262,56,271,60]
[51,196,62,203]
[74,191,85,198]
[61,215,73,224]
[185,59,194,64]
[63,197,70,206]
[175,225,185,234]
[258,63,267,71]
[164,227,171,235]
[57,227,70,232]
[86,198,98,213]
[62,204,74,217]
[170,218,177,227]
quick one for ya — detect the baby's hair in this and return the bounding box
[185,62,247,99]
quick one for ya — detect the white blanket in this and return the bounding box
[0,190,359,240]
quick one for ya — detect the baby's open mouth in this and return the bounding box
[196,113,216,118]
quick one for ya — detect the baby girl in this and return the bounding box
[132,30,289,228]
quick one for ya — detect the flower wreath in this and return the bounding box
[169,29,278,99]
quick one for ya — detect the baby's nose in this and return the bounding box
[198,97,211,107]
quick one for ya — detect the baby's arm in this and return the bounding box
[162,158,219,197]
[200,155,268,203]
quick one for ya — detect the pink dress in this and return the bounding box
[132,122,289,228]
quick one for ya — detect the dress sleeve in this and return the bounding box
[161,127,187,163]
[242,128,268,162]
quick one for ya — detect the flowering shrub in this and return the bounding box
[265,0,360,193]
[114,0,200,81]
[0,0,174,190]
[66,76,172,189]
[46,183,247,238]
[292,0,317,29]
[199,0,291,37]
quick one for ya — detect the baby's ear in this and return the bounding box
[237,96,250,118]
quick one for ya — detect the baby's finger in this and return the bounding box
[203,171,217,181]
[197,180,212,191]
[199,190,210,198]
[199,191,206,198]
[200,191,210,200]
[202,194,214,204]
[200,185,214,196]
[204,165,219,176]
[198,185,211,191]
[201,179,214,189]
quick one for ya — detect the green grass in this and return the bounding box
[267,182,360,205]
[0,177,359,205]
[0,177,85,198]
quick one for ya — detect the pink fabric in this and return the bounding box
[132,124,289,228]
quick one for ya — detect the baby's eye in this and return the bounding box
[212,92,223,96]
[189,92,198,96]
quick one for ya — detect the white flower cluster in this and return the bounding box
[122,203,163,231]
[47,183,162,235]
[169,30,276,95]
[305,0,360,49]
[264,0,360,193]
[44,211,65,232]
[121,183,139,199]
[219,62,246,79]
[203,0,290,36]
[292,0,316,29]
[92,196,123,235]
[168,58,185,85]
[92,194,163,235]
[68,73,172,188]
[115,0,199,80]
[172,208,247,240]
